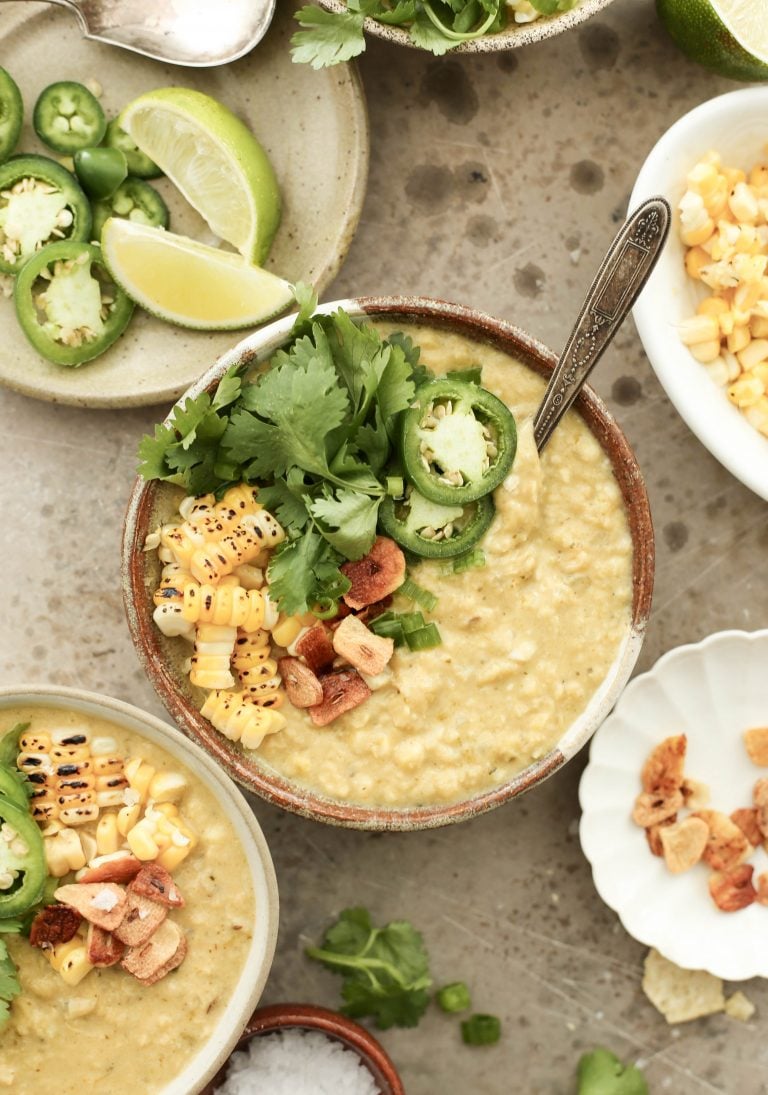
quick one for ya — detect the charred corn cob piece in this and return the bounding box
[201,690,286,750]
[18,730,125,826]
[189,624,236,690]
[189,524,264,585]
[153,569,199,607]
[153,602,196,640]
[181,583,265,631]
[159,522,207,570]
[232,631,283,708]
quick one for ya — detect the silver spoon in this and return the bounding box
[4,0,276,66]
[533,196,671,452]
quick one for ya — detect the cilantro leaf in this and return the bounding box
[306,907,432,1030]
[211,366,242,412]
[137,422,180,481]
[577,1049,648,1095]
[408,10,459,53]
[310,488,380,559]
[259,474,312,532]
[267,529,348,615]
[355,408,390,473]
[0,939,20,1030]
[325,311,389,423]
[376,342,417,436]
[291,281,319,335]
[291,5,367,69]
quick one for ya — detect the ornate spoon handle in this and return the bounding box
[532,196,671,452]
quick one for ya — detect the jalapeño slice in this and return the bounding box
[402,377,517,505]
[0,155,92,275]
[92,177,170,240]
[0,794,46,918]
[0,67,23,164]
[33,81,107,155]
[14,240,134,367]
[379,489,495,559]
[104,119,163,180]
[73,147,128,201]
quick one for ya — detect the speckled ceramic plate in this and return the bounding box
[122,296,654,831]
[580,630,768,981]
[0,2,368,408]
[315,0,615,52]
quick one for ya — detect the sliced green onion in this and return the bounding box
[400,611,426,634]
[399,576,438,612]
[312,597,339,620]
[436,982,471,1013]
[446,365,482,385]
[369,615,406,646]
[450,549,486,574]
[386,475,405,498]
[404,622,442,651]
[461,1013,501,1046]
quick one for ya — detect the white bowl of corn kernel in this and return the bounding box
[0,685,279,1095]
[631,87,768,503]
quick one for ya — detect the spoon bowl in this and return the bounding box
[13,0,276,66]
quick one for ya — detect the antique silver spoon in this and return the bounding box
[3,0,276,66]
[533,196,671,452]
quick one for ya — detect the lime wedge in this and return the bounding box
[101,219,293,331]
[118,88,281,264]
[657,0,768,80]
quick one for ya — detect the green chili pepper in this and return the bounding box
[379,490,495,559]
[0,725,27,770]
[401,377,517,505]
[73,146,127,201]
[34,81,106,154]
[104,118,163,179]
[0,68,22,165]
[0,795,46,918]
[461,1013,501,1045]
[0,155,92,275]
[14,239,134,367]
[0,766,29,811]
[312,597,339,620]
[436,982,472,1013]
[91,176,170,240]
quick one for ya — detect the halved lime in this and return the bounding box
[101,218,293,331]
[118,88,281,264]
[657,0,768,81]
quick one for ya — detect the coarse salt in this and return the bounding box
[90,889,119,911]
[215,1028,380,1095]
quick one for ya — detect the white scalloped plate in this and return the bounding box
[579,630,768,980]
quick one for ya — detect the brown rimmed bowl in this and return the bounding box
[122,296,654,831]
[201,1004,405,1095]
[315,0,615,54]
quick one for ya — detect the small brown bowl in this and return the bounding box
[200,1004,405,1095]
[315,0,615,54]
[122,296,654,830]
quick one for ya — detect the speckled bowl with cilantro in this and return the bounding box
[292,0,616,64]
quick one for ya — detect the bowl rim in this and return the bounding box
[201,1003,405,1095]
[314,0,615,52]
[630,86,768,503]
[122,294,654,831]
[0,683,280,1095]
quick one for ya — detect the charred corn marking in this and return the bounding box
[181,583,265,631]
[201,690,287,751]
[679,149,768,438]
[152,570,199,606]
[190,623,237,690]
[17,729,126,826]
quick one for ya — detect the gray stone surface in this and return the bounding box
[1,1,768,1092]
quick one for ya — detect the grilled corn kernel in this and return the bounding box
[59,945,94,987]
[117,802,140,836]
[182,583,265,631]
[49,936,83,973]
[126,821,160,861]
[147,771,187,804]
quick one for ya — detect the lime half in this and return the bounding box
[119,88,281,264]
[657,0,768,80]
[101,219,293,331]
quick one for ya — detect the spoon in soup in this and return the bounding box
[533,196,671,452]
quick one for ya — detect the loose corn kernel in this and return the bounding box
[704,358,730,387]
[745,396,768,435]
[729,182,759,224]
[727,325,751,355]
[271,615,305,649]
[689,339,722,364]
[750,314,768,338]
[697,296,730,317]
[678,315,721,346]
[125,758,155,804]
[148,771,187,804]
[126,822,160,861]
[59,945,94,987]
[96,812,119,855]
[117,802,140,836]
[728,374,764,407]
[738,339,768,371]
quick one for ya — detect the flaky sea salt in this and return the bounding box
[216,1028,380,1095]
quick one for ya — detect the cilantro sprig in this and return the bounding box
[577,1048,648,1095]
[0,921,22,1029]
[138,287,427,616]
[306,906,432,1029]
[290,0,579,66]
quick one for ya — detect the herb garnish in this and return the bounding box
[305,906,432,1029]
[0,920,22,1029]
[577,1048,648,1095]
[290,0,579,66]
[139,287,427,616]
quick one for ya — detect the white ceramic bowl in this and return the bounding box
[0,685,279,1095]
[630,88,768,503]
[579,630,768,981]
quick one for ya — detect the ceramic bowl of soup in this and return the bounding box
[123,296,654,830]
[0,685,279,1095]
